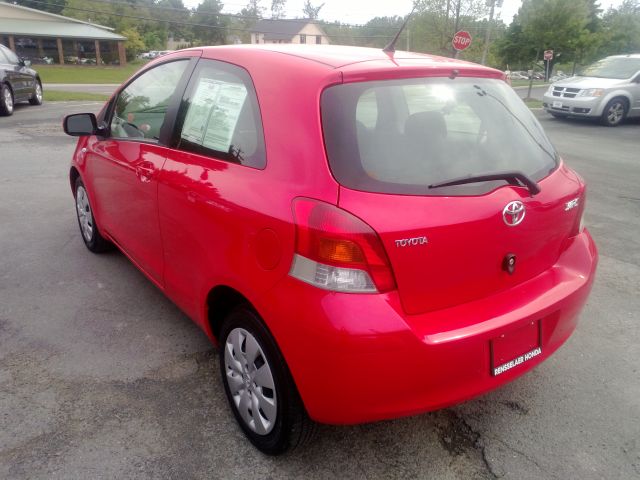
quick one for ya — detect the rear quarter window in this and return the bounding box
[175,59,266,169]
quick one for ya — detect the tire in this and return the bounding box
[0,83,14,116]
[29,80,43,106]
[74,177,112,253]
[219,307,316,455]
[600,97,628,127]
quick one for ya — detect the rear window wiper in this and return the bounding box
[428,171,541,195]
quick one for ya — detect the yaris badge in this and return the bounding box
[503,201,525,226]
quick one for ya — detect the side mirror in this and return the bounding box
[64,113,99,136]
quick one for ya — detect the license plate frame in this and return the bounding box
[491,320,542,377]
[552,100,563,109]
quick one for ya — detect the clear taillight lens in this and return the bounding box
[289,198,396,293]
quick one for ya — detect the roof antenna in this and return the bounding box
[383,3,417,54]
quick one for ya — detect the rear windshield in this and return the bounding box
[580,57,640,79]
[321,77,558,195]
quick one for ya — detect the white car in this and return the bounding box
[543,54,640,126]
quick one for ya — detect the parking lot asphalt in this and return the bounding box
[0,101,639,480]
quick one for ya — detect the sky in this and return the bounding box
[183,0,626,26]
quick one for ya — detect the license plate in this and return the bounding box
[491,320,541,376]
[552,101,563,108]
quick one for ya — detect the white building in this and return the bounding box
[0,1,127,65]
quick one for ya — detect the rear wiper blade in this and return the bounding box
[428,171,541,195]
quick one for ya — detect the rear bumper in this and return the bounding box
[257,231,598,425]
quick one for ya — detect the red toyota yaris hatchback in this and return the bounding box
[64,45,597,454]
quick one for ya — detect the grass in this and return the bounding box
[523,98,543,109]
[36,60,147,84]
[511,79,547,88]
[43,90,110,102]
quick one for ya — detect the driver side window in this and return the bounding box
[111,60,188,141]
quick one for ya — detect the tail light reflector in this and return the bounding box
[289,198,396,293]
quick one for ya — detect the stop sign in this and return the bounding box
[452,31,472,51]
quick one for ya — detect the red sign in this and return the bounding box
[452,31,472,51]
[544,50,553,61]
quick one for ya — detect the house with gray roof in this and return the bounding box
[250,19,329,45]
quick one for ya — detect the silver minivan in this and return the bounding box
[543,54,640,126]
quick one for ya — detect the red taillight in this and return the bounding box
[290,198,396,293]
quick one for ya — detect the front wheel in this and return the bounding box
[74,177,112,252]
[29,80,43,106]
[600,98,627,127]
[219,307,315,455]
[0,84,14,116]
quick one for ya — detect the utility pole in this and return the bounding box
[481,0,502,65]
[453,0,462,58]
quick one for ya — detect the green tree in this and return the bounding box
[598,0,640,55]
[496,0,598,73]
[14,0,67,15]
[410,0,488,56]
[121,28,146,60]
[271,0,286,19]
[193,0,228,46]
[302,1,325,19]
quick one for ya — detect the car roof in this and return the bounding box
[191,44,500,74]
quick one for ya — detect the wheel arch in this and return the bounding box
[601,92,631,114]
[205,285,254,343]
[70,166,80,196]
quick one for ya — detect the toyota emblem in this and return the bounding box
[503,201,525,226]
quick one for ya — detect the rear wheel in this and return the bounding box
[74,177,112,253]
[219,307,315,455]
[600,97,627,127]
[29,80,43,106]
[0,84,14,116]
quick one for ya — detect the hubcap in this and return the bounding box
[3,88,13,112]
[224,327,277,435]
[35,83,42,102]
[76,186,94,242]
[607,103,624,124]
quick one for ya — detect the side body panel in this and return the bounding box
[156,50,341,331]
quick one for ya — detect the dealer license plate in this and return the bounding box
[491,320,542,376]
[552,101,563,108]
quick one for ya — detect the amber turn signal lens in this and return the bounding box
[318,238,365,263]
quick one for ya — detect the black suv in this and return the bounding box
[0,43,43,116]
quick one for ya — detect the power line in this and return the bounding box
[23,0,403,38]
[21,0,401,33]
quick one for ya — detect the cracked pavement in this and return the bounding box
[1,101,638,479]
